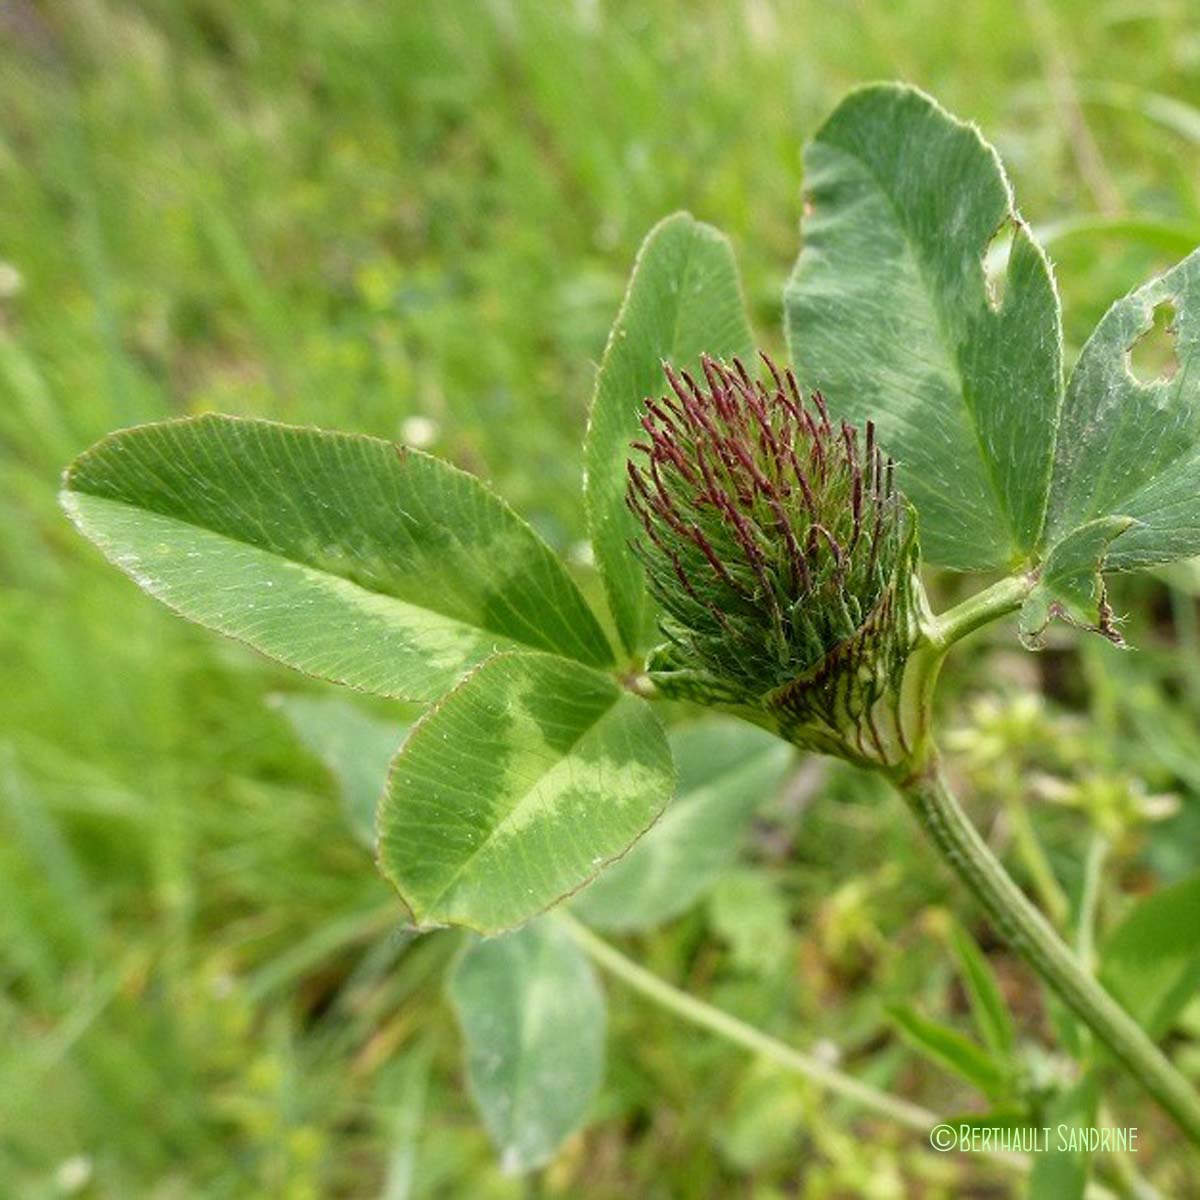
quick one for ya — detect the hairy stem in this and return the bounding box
[901,761,1200,1145]
[907,573,1200,1141]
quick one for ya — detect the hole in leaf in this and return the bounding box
[982,220,1013,313]
[1128,300,1180,384]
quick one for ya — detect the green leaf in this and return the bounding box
[377,1043,433,1200]
[571,720,792,931]
[1044,249,1200,571]
[585,212,753,655]
[378,651,673,933]
[947,921,1016,1059]
[1018,516,1135,646]
[447,917,605,1173]
[785,83,1062,571]
[60,415,613,702]
[1029,1074,1099,1200]
[716,1064,809,1171]
[707,868,791,976]
[271,693,404,847]
[1100,874,1200,1039]
[886,1004,1008,1100]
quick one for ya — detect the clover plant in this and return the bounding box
[61,84,1200,1182]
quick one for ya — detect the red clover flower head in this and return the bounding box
[626,353,923,767]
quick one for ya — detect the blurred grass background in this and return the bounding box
[2,1,1200,1196]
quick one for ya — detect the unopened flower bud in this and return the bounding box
[626,353,923,768]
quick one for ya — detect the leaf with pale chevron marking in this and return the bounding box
[61,415,613,701]
[379,651,673,932]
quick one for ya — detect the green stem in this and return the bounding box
[896,571,1035,765]
[908,573,1200,1141]
[556,911,935,1133]
[927,573,1035,649]
[901,761,1200,1145]
[557,912,1127,1195]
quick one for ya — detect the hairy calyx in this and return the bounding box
[626,353,923,767]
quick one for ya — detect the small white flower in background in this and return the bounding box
[1032,770,1180,835]
[401,415,439,449]
[0,261,23,299]
[210,971,236,999]
[568,539,595,568]
[54,1156,93,1193]
[811,1038,842,1067]
[572,0,600,31]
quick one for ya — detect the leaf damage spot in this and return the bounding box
[1128,300,1180,385]
[982,218,1014,314]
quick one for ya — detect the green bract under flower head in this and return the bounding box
[626,353,924,767]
